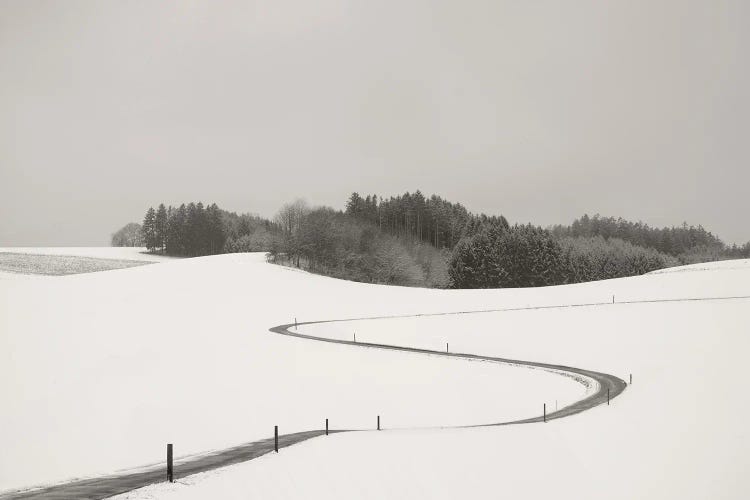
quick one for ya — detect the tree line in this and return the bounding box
[345,191,499,249]
[131,201,276,257]
[550,214,750,262]
[112,191,749,289]
[269,200,449,287]
[448,223,679,288]
[141,203,226,256]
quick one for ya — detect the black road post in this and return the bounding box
[446,343,449,353]
[354,332,356,343]
[275,426,278,453]
[630,373,632,384]
[294,318,297,330]
[167,443,173,483]
[326,418,328,435]
[607,389,610,405]
[612,295,615,304]
[377,415,380,430]
[543,403,546,423]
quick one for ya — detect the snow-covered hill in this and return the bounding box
[1,251,748,499]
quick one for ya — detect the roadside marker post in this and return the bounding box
[630,373,632,384]
[377,415,380,430]
[607,389,610,405]
[326,418,328,436]
[543,404,546,423]
[446,343,449,353]
[294,318,297,330]
[354,332,356,343]
[166,444,173,483]
[274,426,278,453]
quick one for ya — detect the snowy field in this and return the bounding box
[0,253,152,277]
[0,247,174,262]
[0,247,174,280]
[1,250,748,499]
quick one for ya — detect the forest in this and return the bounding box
[550,214,750,264]
[134,202,273,257]
[113,191,750,288]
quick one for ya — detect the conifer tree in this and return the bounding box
[142,207,157,252]
[345,193,364,216]
[185,202,198,256]
[168,204,187,255]
[155,203,168,253]
[206,203,225,254]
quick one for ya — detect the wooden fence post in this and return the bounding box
[167,443,173,483]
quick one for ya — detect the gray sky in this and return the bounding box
[1,0,748,246]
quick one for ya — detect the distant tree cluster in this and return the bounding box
[449,224,565,288]
[552,214,714,254]
[712,242,750,261]
[256,194,750,288]
[559,236,679,282]
[270,200,449,287]
[115,192,748,289]
[111,222,143,247]
[140,202,225,256]
[135,202,276,256]
[551,214,750,264]
[222,212,275,253]
[223,228,274,253]
[345,191,483,249]
[449,225,679,288]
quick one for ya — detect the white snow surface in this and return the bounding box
[0,246,175,262]
[0,247,175,280]
[2,252,749,499]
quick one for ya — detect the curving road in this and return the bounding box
[1,305,636,499]
[270,315,626,426]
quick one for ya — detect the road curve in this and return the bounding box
[270,315,626,426]
[2,307,629,500]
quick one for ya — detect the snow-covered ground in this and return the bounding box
[1,251,748,498]
[0,247,175,262]
[0,251,584,493]
[0,247,175,280]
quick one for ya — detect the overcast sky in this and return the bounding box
[1,0,748,246]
